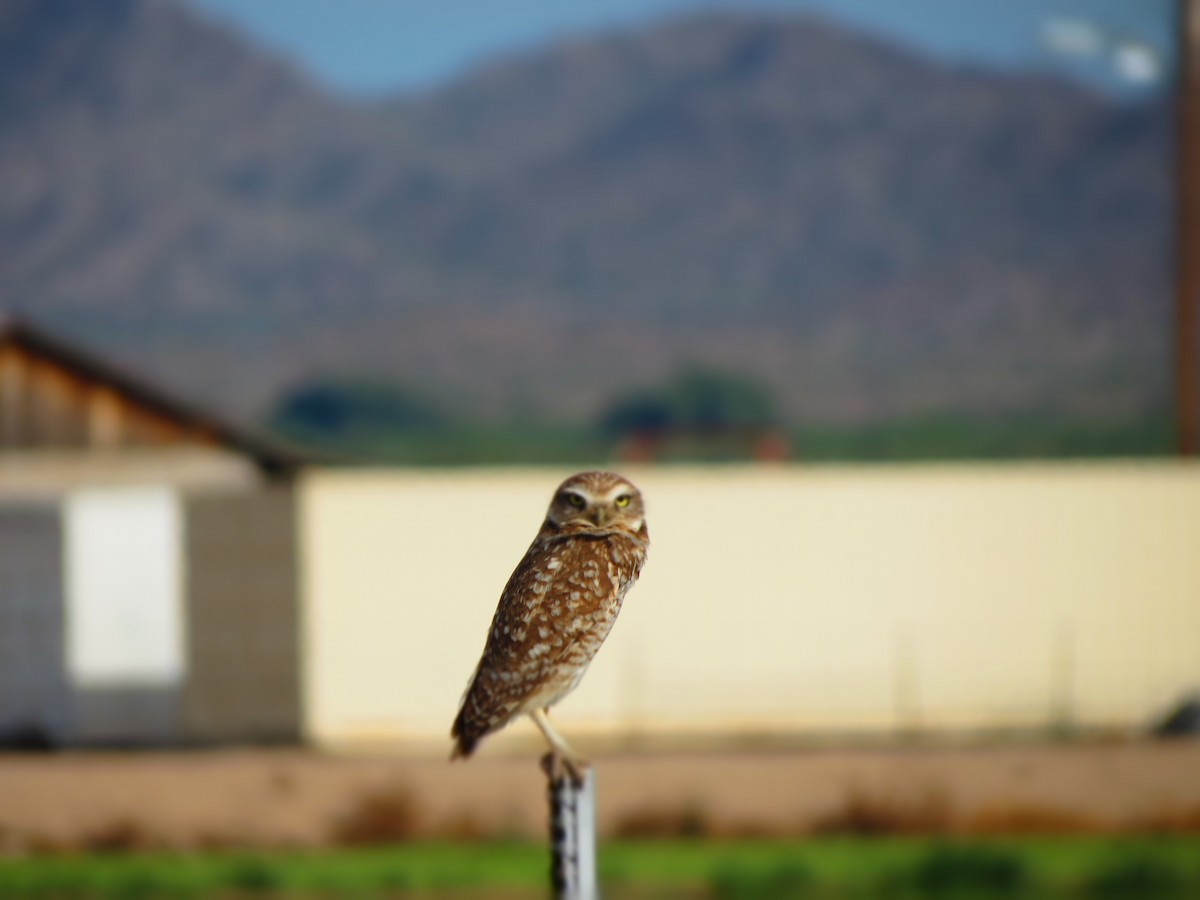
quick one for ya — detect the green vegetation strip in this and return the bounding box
[0,837,1198,897]
[267,373,1174,465]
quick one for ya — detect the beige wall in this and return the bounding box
[299,463,1200,749]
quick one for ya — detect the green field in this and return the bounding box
[1,836,1198,898]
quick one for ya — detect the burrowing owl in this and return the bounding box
[451,471,649,776]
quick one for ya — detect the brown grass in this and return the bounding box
[612,804,713,839]
[964,804,1108,835]
[1132,802,1200,835]
[432,811,493,841]
[329,784,424,846]
[809,787,952,836]
[80,818,161,854]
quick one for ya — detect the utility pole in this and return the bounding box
[1178,0,1200,455]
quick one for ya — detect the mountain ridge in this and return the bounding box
[0,0,1172,427]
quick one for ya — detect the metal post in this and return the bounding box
[544,755,598,900]
[1178,0,1200,455]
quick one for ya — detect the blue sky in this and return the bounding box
[180,0,1174,96]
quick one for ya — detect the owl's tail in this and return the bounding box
[449,709,479,761]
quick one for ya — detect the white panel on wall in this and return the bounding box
[65,487,184,686]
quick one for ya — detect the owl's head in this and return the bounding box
[545,470,646,536]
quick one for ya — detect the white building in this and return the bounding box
[0,317,304,746]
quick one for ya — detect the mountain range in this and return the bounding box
[0,0,1173,428]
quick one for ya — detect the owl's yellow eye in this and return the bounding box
[564,492,586,509]
[614,494,631,508]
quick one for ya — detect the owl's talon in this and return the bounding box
[563,754,588,786]
[530,707,591,784]
[540,750,588,786]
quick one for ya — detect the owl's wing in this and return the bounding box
[452,536,572,751]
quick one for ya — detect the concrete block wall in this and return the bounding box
[0,504,71,744]
[182,487,302,743]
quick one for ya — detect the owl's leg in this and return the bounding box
[530,708,588,783]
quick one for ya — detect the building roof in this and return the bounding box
[0,315,311,476]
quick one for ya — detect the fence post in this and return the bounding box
[544,754,598,900]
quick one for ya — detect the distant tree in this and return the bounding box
[599,392,674,436]
[269,379,447,440]
[600,368,779,437]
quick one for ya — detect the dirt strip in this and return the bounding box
[1,741,1198,851]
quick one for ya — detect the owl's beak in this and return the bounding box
[590,507,609,527]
